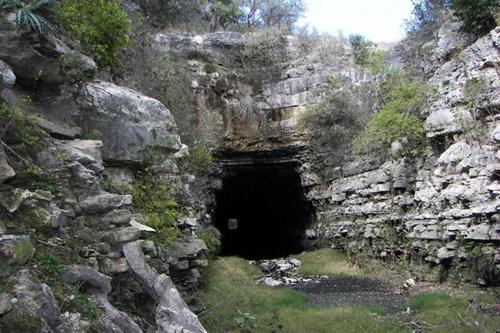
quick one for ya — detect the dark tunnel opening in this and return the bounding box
[213,159,313,259]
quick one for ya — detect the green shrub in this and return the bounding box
[178,147,213,176]
[37,254,65,276]
[0,101,45,157]
[55,0,131,68]
[0,0,53,33]
[355,71,431,156]
[203,62,217,74]
[406,0,448,33]
[132,173,181,245]
[355,107,426,156]
[81,128,103,141]
[207,0,243,31]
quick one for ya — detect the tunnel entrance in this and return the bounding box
[213,157,313,259]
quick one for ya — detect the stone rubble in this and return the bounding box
[250,258,319,286]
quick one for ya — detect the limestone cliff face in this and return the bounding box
[153,26,500,284]
[0,4,499,331]
[0,12,207,332]
[153,31,372,154]
[310,28,500,285]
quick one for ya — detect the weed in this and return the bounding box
[203,62,217,74]
[81,128,103,141]
[37,254,65,276]
[177,147,213,176]
[355,70,432,156]
[0,101,45,159]
[132,173,182,245]
[196,226,222,255]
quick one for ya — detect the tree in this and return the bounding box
[406,0,450,33]
[451,0,498,36]
[407,0,499,37]
[348,34,375,66]
[206,0,243,31]
[239,0,305,31]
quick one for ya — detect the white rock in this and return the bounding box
[438,141,472,164]
[129,220,156,232]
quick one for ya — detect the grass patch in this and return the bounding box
[196,226,221,255]
[200,257,403,333]
[408,292,500,332]
[294,248,362,277]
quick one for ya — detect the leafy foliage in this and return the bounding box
[55,0,131,68]
[348,34,376,66]
[355,71,431,156]
[206,0,243,31]
[451,0,499,36]
[355,108,426,156]
[0,0,53,33]
[406,0,448,33]
[178,147,213,177]
[407,0,498,37]
[132,173,181,245]
[203,62,218,74]
[37,254,65,276]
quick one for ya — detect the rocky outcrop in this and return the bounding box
[305,28,500,284]
[80,81,182,165]
[0,14,96,85]
[61,265,143,333]
[0,270,63,332]
[123,241,207,333]
[0,7,213,332]
[0,235,35,266]
[161,25,499,284]
[154,32,246,67]
[425,27,500,137]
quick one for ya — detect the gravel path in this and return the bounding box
[290,276,408,313]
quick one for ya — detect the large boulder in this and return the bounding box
[0,14,96,85]
[80,81,182,165]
